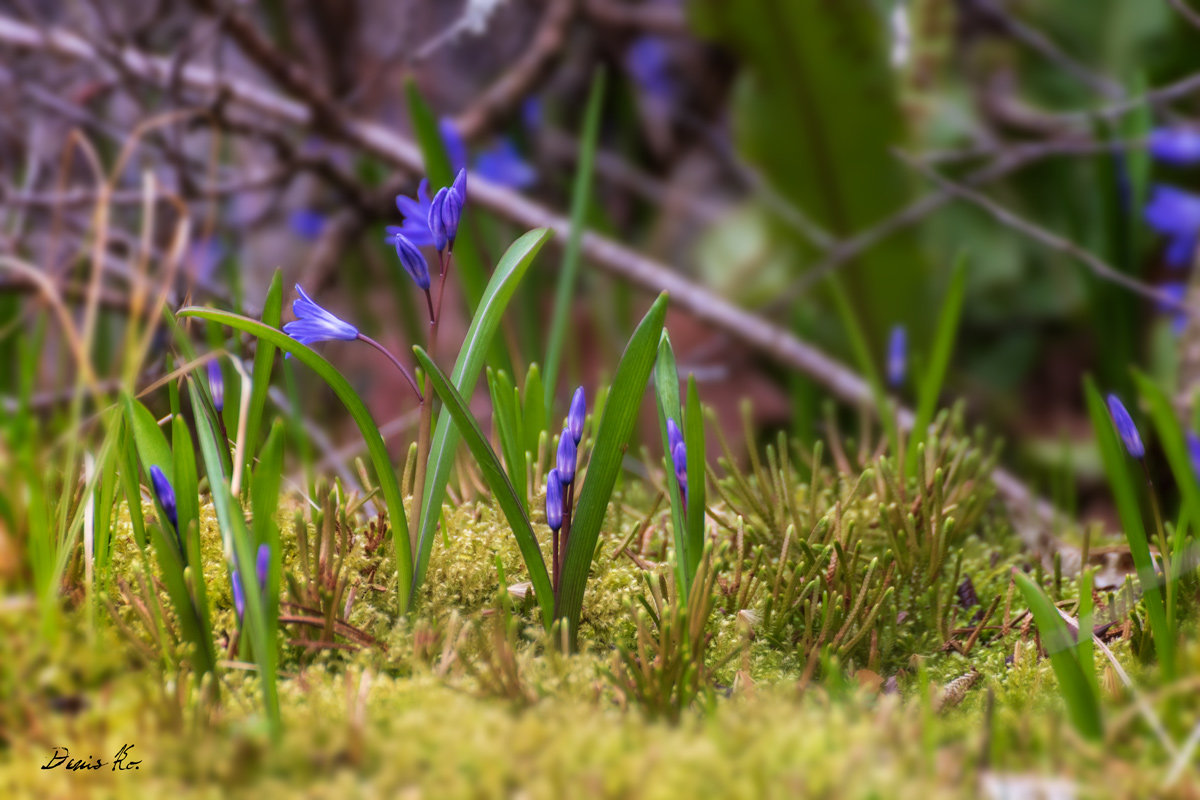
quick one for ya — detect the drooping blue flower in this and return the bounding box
[256,543,270,591]
[283,285,360,350]
[1159,282,1188,336]
[1145,185,1200,269]
[149,465,178,531]
[1105,394,1144,459]
[207,359,225,412]
[439,117,468,175]
[231,569,246,622]
[557,430,577,485]
[473,139,536,189]
[546,468,564,532]
[389,232,431,290]
[290,209,327,240]
[391,179,437,248]
[887,325,907,388]
[626,36,677,102]
[1187,432,1200,484]
[1149,128,1200,166]
[567,387,586,445]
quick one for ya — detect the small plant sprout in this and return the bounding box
[1105,394,1145,459]
[887,324,906,389]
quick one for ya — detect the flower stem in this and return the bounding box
[356,334,423,403]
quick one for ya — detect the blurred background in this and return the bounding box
[3,0,1200,523]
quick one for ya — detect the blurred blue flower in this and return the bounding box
[1159,281,1188,336]
[1145,185,1200,269]
[256,543,270,591]
[1188,432,1200,484]
[546,468,564,532]
[389,232,431,290]
[557,430,577,485]
[1105,394,1144,459]
[440,117,468,174]
[626,36,676,102]
[473,139,536,189]
[522,96,543,132]
[283,285,359,351]
[231,569,245,622]
[290,209,327,240]
[567,387,586,445]
[149,465,178,532]
[887,325,907,388]
[1149,128,1200,166]
[207,359,224,412]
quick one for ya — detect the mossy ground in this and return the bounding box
[2,434,1198,798]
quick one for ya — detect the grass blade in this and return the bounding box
[652,331,688,591]
[243,270,282,490]
[683,374,706,584]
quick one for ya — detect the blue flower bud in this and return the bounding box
[256,543,270,592]
[283,285,360,353]
[428,187,449,253]
[441,179,465,248]
[567,387,586,444]
[1105,394,1144,459]
[390,232,431,290]
[231,569,245,622]
[672,441,688,495]
[887,325,907,388]
[149,465,178,531]
[666,418,684,458]
[557,430,577,485]
[546,468,563,531]
[207,359,224,412]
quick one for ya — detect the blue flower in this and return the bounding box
[439,117,468,174]
[1187,432,1200,484]
[672,441,688,497]
[429,187,450,252]
[473,139,536,189]
[283,285,360,350]
[1159,282,1188,336]
[567,387,586,445]
[231,569,246,622]
[1149,128,1200,166]
[546,468,564,532]
[887,325,907,388]
[626,36,677,102]
[391,179,438,248]
[556,430,577,485]
[207,359,225,412]
[149,465,178,531]
[1145,185,1200,269]
[256,543,270,591]
[1105,394,1144,459]
[389,232,431,290]
[666,418,684,457]
[290,209,327,240]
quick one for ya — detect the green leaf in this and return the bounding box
[186,376,279,736]
[171,416,204,569]
[828,276,899,456]
[243,270,283,489]
[1012,570,1103,740]
[652,331,688,592]
[176,306,414,611]
[906,255,967,476]
[1083,379,1173,676]
[543,69,606,411]
[488,368,527,510]
[684,374,706,583]
[123,393,174,487]
[523,363,547,457]
[414,347,554,628]
[557,293,669,644]
[410,228,552,604]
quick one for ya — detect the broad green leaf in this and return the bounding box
[1012,570,1103,740]
[543,69,606,411]
[244,270,282,489]
[410,228,552,604]
[176,306,414,610]
[488,368,527,509]
[123,393,174,487]
[683,374,706,583]
[414,347,554,628]
[557,293,669,645]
